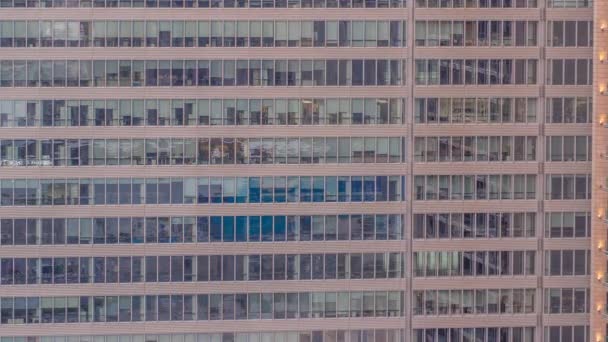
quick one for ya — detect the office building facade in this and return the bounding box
[0,0,599,340]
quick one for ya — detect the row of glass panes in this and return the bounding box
[415,0,537,7]
[544,174,592,200]
[545,97,592,124]
[0,330,407,342]
[414,97,538,124]
[544,212,591,238]
[412,212,537,239]
[415,20,593,48]
[414,97,594,124]
[416,0,591,7]
[546,21,593,47]
[0,291,405,324]
[543,288,590,314]
[545,136,591,162]
[412,250,536,277]
[0,175,405,206]
[546,59,593,85]
[0,59,406,87]
[0,137,405,167]
[0,98,405,127]
[0,214,405,246]
[0,252,405,285]
[414,59,538,85]
[413,174,537,200]
[0,20,406,48]
[414,21,538,47]
[413,136,537,162]
[414,327,536,342]
[0,0,404,8]
[543,250,590,276]
[413,288,536,316]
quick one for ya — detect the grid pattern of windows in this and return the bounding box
[543,326,590,341]
[415,0,537,7]
[0,137,405,166]
[0,214,404,245]
[0,175,405,206]
[0,252,405,285]
[546,59,593,85]
[0,20,407,48]
[413,288,536,315]
[413,250,536,277]
[1,0,595,336]
[0,0,406,7]
[544,174,592,200]
[544,212,591,238]
[0,98,406,127]
[0,291,405,324]
[414,59,537,85]
[547,0,590,7]
[545,97,592,123]
[413,174,536,200]
[545,136,591,162]
[544,250,591,276]
[544,288,590,313]
[414,97,538,123]
[0,59,406,87]
[546,21,593,47]
[415,20,538,47]
[0,331,408,342]
[414,136,536,162]
[413,212,536,239]
[414,328,535,342]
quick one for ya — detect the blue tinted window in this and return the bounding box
[274,176,286,203]
[94,180,106,204]
[274,216,286,241]
[351,215,362,240]
[105,218,118,244]
[338,176,349,202]
[210,177,222,203]
[248,177,260,203]
[222,178,235,204]
[197,177,209,203]
[376,215,388,240]
[300,177,311,202]
[351,176,362,202]
[376,176,387,201]
[170,179,184,205]
[287,177,298,202]
[222,216,234,242]
[364,176,375,201]
[313,176,324,202]
[210,216,221,242]
[145,218,157,243]
[261,177,273,203]
[93,218,105,244]
[235,216,247,242]
[248,216,260,241]
[236,178,247,203]
[326,177,337,202]
[388,215,401,239]
[300,216,311,241]
[261,216,273,241]
[132,218,144,243]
